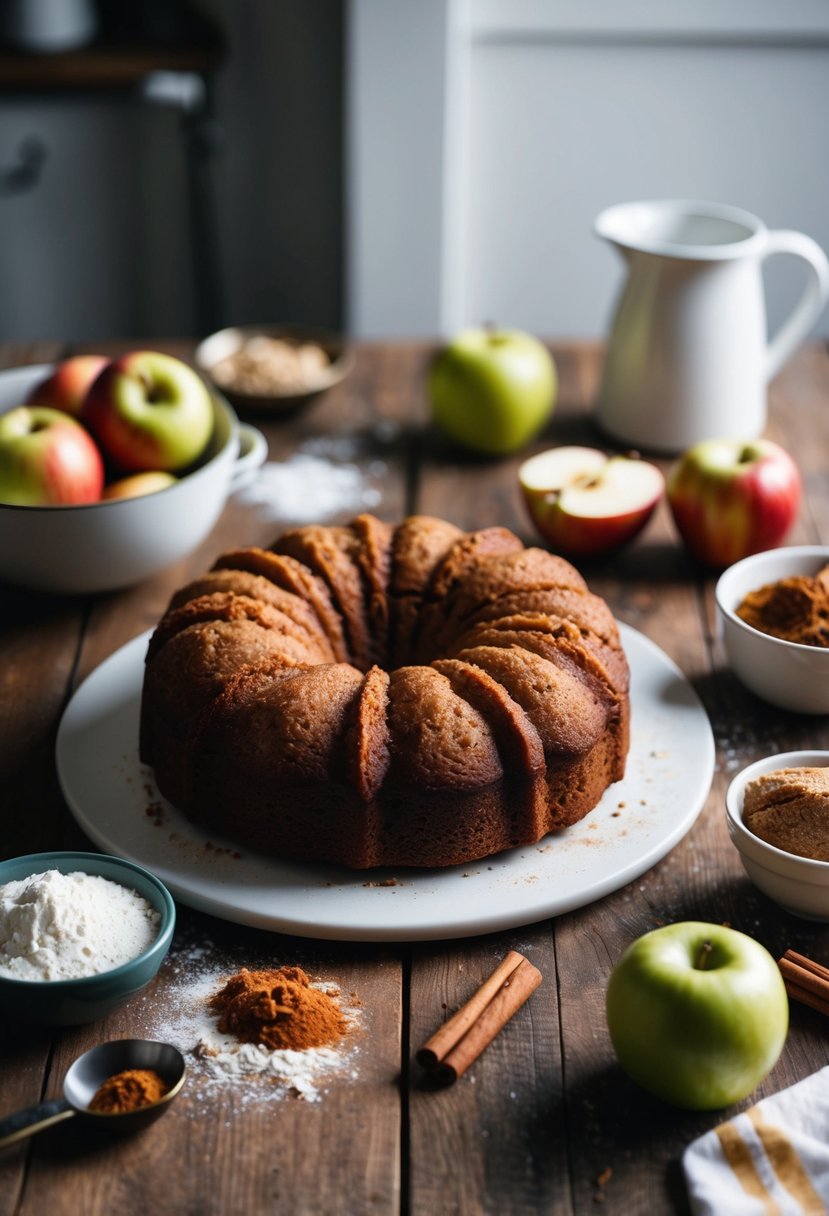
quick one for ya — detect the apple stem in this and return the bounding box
[696,940,713,970]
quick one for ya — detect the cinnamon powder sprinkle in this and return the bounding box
[208,966,348,1051]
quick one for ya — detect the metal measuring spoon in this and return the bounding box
[0,1038,186,1149]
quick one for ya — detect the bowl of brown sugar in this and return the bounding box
[726,751,829,920]
[715,545,829,713]
[194,325,353,416]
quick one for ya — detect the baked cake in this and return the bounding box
[140,514,630,868]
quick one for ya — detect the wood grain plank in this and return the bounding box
[409,932,564,1216]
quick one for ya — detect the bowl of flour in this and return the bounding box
[0,851,175,1024]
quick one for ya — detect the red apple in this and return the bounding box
[25,355,109,418]
[82,350,214,474]
[667,438,801,568]
[519,446,664,558]
[102,470,177,501]
[0,406,104,505]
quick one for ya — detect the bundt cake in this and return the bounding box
[139,513,630,869]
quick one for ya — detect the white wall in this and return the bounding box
[347,0,829,339]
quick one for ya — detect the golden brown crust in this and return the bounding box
[166,570,333,651]
[271,525,374,669]
[211,548,349,662]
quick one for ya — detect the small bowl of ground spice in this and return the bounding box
[0,851,175,1025]
[715,545,829,713]
[726,751,829,920]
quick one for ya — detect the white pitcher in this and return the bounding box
[594,199,829,453]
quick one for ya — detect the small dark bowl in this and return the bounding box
[0,852,175,1025]
[194,324,353,416]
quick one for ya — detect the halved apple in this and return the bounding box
[519,446,664,557]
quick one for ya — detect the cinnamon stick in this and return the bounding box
[778,949,829,1016]
[418,950,542,1085]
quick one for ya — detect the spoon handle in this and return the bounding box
[0,1098,75,1149]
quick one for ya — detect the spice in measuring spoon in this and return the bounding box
[89,1068,170,1114]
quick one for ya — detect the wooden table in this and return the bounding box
[1,339,828,1215]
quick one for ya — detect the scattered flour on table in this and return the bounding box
[237,434,390,524]
[144,944,361,1105]
[0,869,160,981]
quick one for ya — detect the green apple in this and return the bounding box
[0,405,104,505]
[428,327,556,456]
[606,921,788,1110]
[82,350,214,474]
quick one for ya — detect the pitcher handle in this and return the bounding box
[763,230,829,382]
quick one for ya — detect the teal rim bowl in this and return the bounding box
[0,851,175,1025]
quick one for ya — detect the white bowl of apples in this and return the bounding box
[0,354,267,594]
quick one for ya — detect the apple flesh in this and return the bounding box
[606,921,788,1111]
[25,354,109,418]
[428,327,557,456]
[519,446,663,558]
[82,350,214,474]
[102,470,177,501]
[0,406,104,505]
[667,438,801,568]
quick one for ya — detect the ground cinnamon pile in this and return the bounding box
[89,1068,169,1113]
[208,966,347,1051]
[736,563,829,647]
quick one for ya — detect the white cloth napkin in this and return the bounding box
[683,1067,829,1215]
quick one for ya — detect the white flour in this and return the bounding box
[0,869,160,981]
[235,445,384,525]
[145,950,361,1104]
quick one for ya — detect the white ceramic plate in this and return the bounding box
[56,624,714,941]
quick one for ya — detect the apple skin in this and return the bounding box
[519,446,663,558]
[606,921,788,1111]
[82,351,214,474]
[0,405,105,505]
[667,438,801,568]
[25,354,109,418]
[102,470,177,501]
[428,328,557,456]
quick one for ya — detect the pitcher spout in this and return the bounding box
[594,199,765,263]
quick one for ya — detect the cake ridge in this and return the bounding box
[211,547,350,663]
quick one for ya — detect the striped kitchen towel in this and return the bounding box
[683,1066,829,1215]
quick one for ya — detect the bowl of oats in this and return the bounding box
[195,325,353,415]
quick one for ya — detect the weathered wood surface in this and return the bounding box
[1,340,828,1216]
